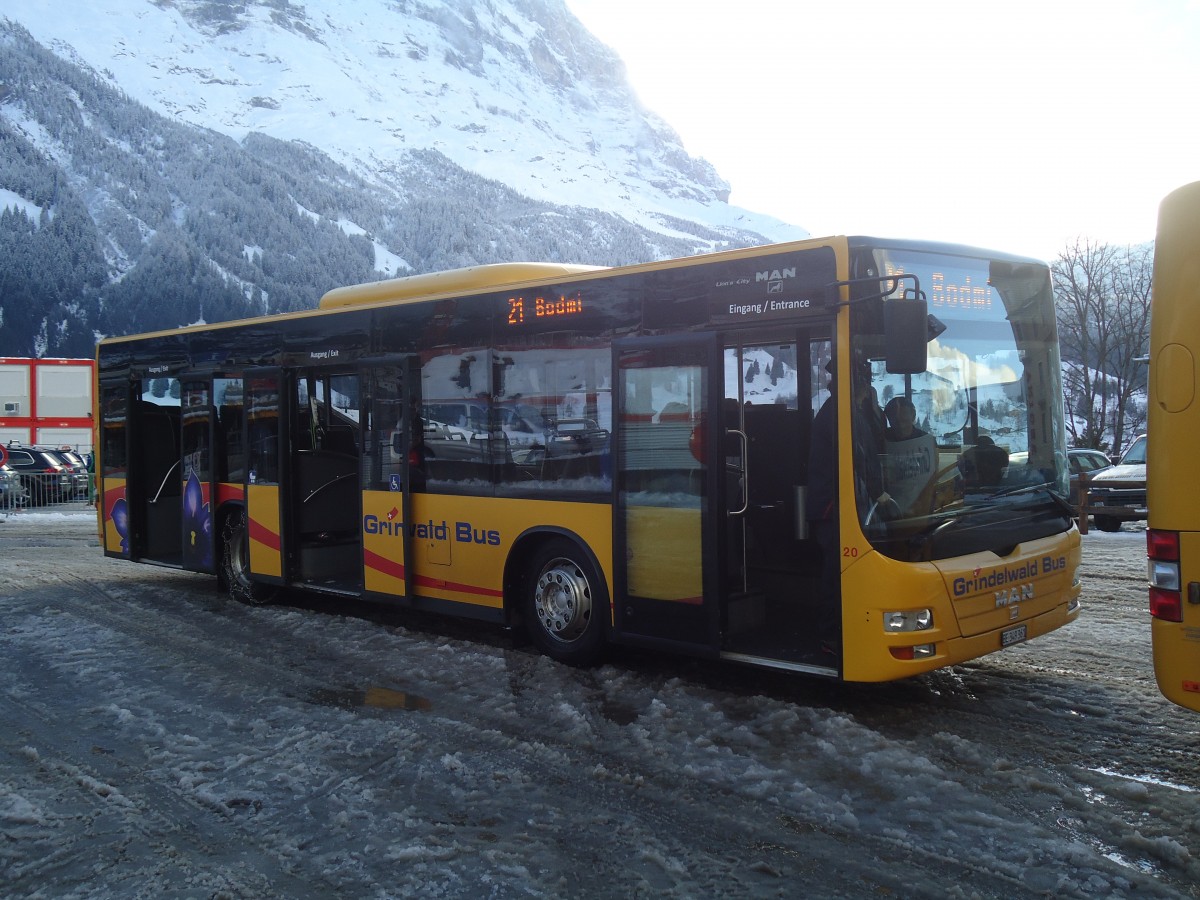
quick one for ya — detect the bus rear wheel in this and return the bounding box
[222,508,277,606]
[1092,515,1124,533]
[523,539,607,666]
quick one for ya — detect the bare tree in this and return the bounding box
[1052,239,1151,458]
[1105,243,1152,454]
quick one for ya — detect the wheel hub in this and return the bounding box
[534,559,592,642]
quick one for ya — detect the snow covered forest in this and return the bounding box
[0,23,699,356]
[0,11,771,359]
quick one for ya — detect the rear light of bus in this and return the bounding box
[1147,529,1183,623]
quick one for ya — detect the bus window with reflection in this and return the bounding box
[850,249,1070,561]
[495,344,612,494]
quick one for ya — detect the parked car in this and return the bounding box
[3,444,73,506]
[1067,447,1112,512]
[1085,434,1147,532]
[0,462,27,510]
[38,447,90,500]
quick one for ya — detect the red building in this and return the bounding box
[0,357,95,453]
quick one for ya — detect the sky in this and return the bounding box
[566,0,1200,260]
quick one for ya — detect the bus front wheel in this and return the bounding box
[523,539,607,666]
[222,509,278,606]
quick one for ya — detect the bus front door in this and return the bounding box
[615,337,721,653]
[720,338,829,666]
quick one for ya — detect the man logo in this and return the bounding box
[757,267,795,295]
[756,268,796,282]
[995,583,1034,608]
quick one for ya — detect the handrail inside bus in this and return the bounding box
[302,472,356,504]
[150,459,181,505]
[726,429,749,517]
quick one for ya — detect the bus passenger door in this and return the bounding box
[242,369,287,588]
[614,336,721,652]
[361,359,418,600]
[289,369,363,593]
[130,375,183,566]
[98,380,132,559]
[180,379,216,573]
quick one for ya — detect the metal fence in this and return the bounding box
[0,472,96,517]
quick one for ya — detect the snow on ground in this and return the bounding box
[1,510,1197,898]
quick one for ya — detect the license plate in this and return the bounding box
[1001,624,1027,647]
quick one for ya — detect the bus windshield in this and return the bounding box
[851,247,1070,561]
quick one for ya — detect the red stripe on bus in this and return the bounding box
[364,548,405,581]
[216,483,244,506]
[412,575,504,599]
[248,517,280,551]
[363,549,502,599]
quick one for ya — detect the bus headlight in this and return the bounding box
[884,608,933,632]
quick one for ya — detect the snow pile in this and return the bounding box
[1,513,1197,896]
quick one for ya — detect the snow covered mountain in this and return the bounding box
[8,0,804,245]
[0,0,809,356]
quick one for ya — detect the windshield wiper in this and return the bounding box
[987,481,1075,517]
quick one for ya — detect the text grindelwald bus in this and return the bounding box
[1147,181,1200,711]
[95,235,1081,682]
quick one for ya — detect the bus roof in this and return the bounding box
[97,235,1047,347]
[319,263,608,310]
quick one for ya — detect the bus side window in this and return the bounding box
[422,350,496,490]
[215,378,244,483]
[495,344,612,492]
[363,367,406,493]
[246,377,280,485]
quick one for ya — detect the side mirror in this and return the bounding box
[885,298,929,374]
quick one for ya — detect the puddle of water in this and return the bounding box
[309,686,432,711]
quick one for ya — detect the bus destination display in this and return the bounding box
[506,292,584,326]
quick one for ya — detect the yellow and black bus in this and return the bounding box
[95,235,1081,682]
[1147,181,1200,711]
